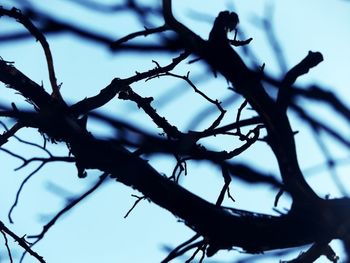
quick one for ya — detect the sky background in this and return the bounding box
[1,0,350,262]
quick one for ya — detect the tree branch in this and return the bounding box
[161,0,319,205]
[0,220,45,263]
[0,7,64,103]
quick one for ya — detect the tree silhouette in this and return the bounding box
[0,1,349,262]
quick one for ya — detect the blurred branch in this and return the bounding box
[118,86,183,138]
[256,2,288,73]
[64,0,133,13]
[0,59,54,110]
[0,7,175,52]
[292,103,350,149]
[24,173,108,252]
[124,194,146,218]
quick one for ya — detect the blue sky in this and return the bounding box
[1,0,350,262]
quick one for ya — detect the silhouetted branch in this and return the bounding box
[0,122,24,146]
[277,51,323,112]
[0,7,63,103]
[8,163,45,223]
[69,51,189,116]
[66,0,131,13]
[124,194,147,218]
[216,165,235,206]
[111,24,169,47]
[257,2,288,73]
[312,128,348,196]
[294,85,350,122]
[162,238,205,263]
[147,70,227,131]
[281,241,338,263]
[0,220,45,263]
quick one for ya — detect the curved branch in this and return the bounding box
[111,24,169,47]
[0,7,63,103]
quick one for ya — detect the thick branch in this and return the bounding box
[277,51,323,112]
[0,60,55,110]
[162,0,319,204]
[1,79,348,256]
[44,120,350,254]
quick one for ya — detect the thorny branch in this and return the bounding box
[0,220,45,263]
[146,70,227,131]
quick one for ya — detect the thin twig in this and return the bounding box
[19,173,108,262]
[0,147,26,163]
[293,104,350,149]
[124,194,146,218]
[1,229,14,263]
[15,156,75,171]
[277,51,323,111]
[161,237,203,263]
[312,127,348,196]
[216,165,232,206]
[8,163,45,223]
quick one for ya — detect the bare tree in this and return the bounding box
[0,0,350,262]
